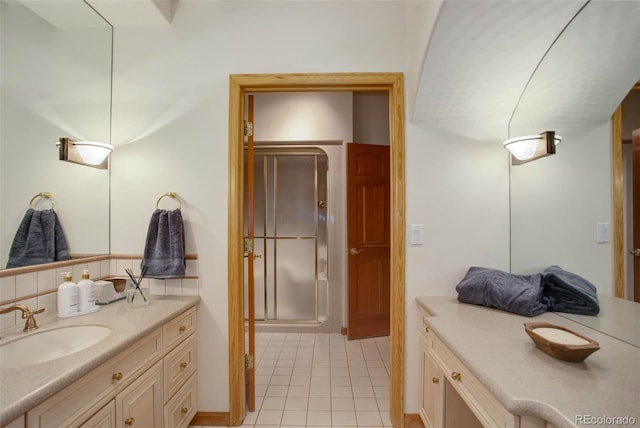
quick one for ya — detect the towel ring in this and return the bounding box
[156,192,182,209]
[29,192,55,210]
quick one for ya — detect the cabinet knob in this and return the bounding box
[432,377,439,384]
[451,371,462,381]
[425,326,430,333]
[124,417,135,426]
[179,325,187,333]
[180,362,188,369]
[181,407,189,415]
[112,372,123,381]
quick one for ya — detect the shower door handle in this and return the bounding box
[349,248,366,255]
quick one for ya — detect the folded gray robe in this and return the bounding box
[141,209,185,278]
[455,267,549,317]
[6,208,70,268]
[542,265,600,315]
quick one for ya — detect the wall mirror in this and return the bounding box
[509,1,640,346]
[0,0,113,271]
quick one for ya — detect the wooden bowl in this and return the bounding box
[524,322,600,362]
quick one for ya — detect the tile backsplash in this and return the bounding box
[0,255,199,331]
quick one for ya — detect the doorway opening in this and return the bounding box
[228,73,406,427]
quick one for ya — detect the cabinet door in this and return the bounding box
[81,401,116,428]
[116,361,163,428]
[420,335,443,428]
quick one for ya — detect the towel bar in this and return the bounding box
[156,192,182,209]
[29,192,54,210]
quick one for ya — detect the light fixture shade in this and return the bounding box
[74,141,113,165]
[503,131,561,165]
[57,138,113,169]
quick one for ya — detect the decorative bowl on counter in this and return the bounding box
[524,322,600,362]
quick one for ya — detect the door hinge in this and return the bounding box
[245,354,254,369]
[244,238,253,254]
[244,120,253,137]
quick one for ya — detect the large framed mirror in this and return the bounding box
[1,0,112,271]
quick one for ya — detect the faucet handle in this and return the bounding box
[22,307,45,331]
[21,306,45,318]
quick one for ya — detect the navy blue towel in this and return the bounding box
[6,208,70,268]
[141,209,186,278]
[543,266,600,316]
[455,267,549,317]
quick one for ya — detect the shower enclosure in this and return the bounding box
[244,147,329,325]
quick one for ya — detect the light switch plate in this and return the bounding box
[410,224,423,245]
[596,222,610,243]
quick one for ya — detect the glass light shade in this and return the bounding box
[73,141,113,165]
[503,132,562,161]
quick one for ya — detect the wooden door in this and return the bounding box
[245,95,256,410]
[632,129,640,302]
[347,143,390,339]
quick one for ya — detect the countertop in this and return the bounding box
[0,295,200,426]
[416,296,640,428]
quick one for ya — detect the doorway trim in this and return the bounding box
[227,73,406,427]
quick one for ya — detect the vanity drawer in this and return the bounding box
[27,328,162,428]
[163,373,197,428]
[164,307,196,352]
[429,333,516,428]
[164,334,197,401]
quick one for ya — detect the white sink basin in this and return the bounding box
[0,325,111,370]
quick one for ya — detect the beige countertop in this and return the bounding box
[416,296,640,428]
[0,295,200,426]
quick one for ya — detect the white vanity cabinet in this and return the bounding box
[419,309,556,428]
[26,306,197,428]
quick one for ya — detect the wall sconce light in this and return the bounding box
[503,131,561,165]
[57,138,113,169]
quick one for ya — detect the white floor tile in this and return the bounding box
[261,396,286,410]
[332,410,357,426]
[356,411,383,426]
[284,396,308,410]
[308,396,331,410]
[256,409,283,425]
[306,410,332,426]
[281,410,307,426]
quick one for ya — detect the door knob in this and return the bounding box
[630,249,640,257]
[349,248,365,255]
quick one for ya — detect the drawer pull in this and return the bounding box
[451,371,462,381]
[124,417,135,426]
[181,407,189,415]
[179,325,187,333]
[180,361,189,369]
[112,372,123,381]
[432,377,439,384]
[425,326,430,333]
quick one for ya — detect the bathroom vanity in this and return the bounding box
[0,296,200,428]
[416,296,640,428]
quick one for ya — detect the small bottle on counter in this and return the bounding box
[77,269,96,312]
[57,272,78,316]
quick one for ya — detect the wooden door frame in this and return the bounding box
[612,81,640,298]
[227,73,406,427]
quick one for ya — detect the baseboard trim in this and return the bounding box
[190,411,230,426]
[404,413,425,428]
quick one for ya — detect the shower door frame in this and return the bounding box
[228,72,406,427]
[245,147,330,324]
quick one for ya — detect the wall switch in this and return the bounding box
[596,222,610,243]
[410,224,423,245]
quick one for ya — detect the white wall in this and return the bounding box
[109,0,510,415]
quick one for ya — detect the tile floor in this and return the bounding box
[240,332,392,428]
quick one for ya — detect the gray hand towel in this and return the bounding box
[543,265,600,315]
[6,208,70,268]
[455,267,549,317]
[141,209,186,278]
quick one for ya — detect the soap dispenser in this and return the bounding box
[77,270,96,312]
[57,272,78,316]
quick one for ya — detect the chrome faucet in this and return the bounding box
[0,304,45,331]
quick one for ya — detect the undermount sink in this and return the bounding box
[0,325,111,370]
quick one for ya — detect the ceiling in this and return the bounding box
[412,0,640,142]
